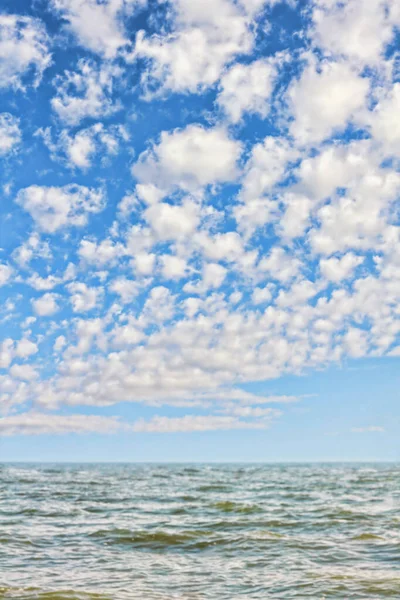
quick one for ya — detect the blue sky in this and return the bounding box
[0,0,399,461]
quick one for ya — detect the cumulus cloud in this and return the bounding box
[51,60,120,126]
[16,185,105,233]
[144,199,199,240]
[0,412,129,436]
[312,0,395,66]
[217,57,278,123]
[132,414,271,433]
[135,0,255,94]
[0,14,51,89]
[67,282,101,312]
[32,293,60,316]
[320,253,364,282]
[38,123,128,169]
[0,263,12,287]
[0,113,21,155]
[1,0,400,438]
[351,426,385,433]
[133,125,242,191]
[15,338,38,359]
[288,59,369,145]
[51,0,145,58]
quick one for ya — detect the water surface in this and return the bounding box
[1,463,399,598]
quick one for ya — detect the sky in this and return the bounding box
[0,0,399,462]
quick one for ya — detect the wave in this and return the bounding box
[0,587,111,600]
[210,500,263,514]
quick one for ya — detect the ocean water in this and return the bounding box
[0,464,399,599]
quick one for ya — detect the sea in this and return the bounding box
[0,463,399,599]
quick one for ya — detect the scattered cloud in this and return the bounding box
[15,185,105,233]
[0,14,51,89]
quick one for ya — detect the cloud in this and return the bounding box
[160,255,188,280]
[38,123,128,169]
[133,125,242,191]
[51,0,145,58]
[67,282,101,312]
[288,59,369,145]
[51,60,120,126]
[32,293,60,317]
[9,364,38,381]
[217,57,278,123]
[0,113,21,155]
[351,426,385,433]
[78,238,125,266]
[12,233,51,268]
[2,0,400,437]
[0,412,128,436]
[320,253,364,283]
[16,184,105,233]
[144,199,199,240]
[15,338,38,359]
[312,0,395,66]
[0,263,12,287]
[109,277,138,303]
[0,14,51,89]
[132,414,271,433]
[368,83,400,155]
[134,0,255,95]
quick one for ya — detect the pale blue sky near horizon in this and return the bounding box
[2,357,399,462]
[0,0,399,461]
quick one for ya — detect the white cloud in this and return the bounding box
[27,273,62,291]
[0,263,12,287]
[78,238,124,266]
[288,59,369,144]
[144,199,199,240]
[54,335,67,352]
[51,0,144,58]
[133,125,241,191]
[9,364,38,381]
[312,0,394,66]
[135,0,254,94]
[236,136,298,235]
[258,247,300,282]
[217,57,278,123]
[39,123,128,169]
[15,338,38,358]
[109,277,138,303]
[368,83,400,155]
[32,293,60,316]
[201,262,227,291]
[51,60,120,126]
[12,233,51,268]
[0,411,128,436]
[344,327,368,358]
[320,253,364,282]
[195,231,244,262]
[160,255,188,280]
[0,14,51,89]
[0,339,14,369]
[295,140,373,201]
[0,113,21,155]
[132,414,270,433]
[16,184,104,233]
[351,426,385,433]
[252,285,272,305]
[68,282,101,312]
[133,252,156,275]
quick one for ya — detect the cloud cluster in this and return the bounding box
[0,0,399,437]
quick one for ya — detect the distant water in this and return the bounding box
[1,464,400,599]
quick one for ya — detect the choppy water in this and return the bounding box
[1,464,400,599]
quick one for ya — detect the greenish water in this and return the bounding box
[0,463,399,598]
